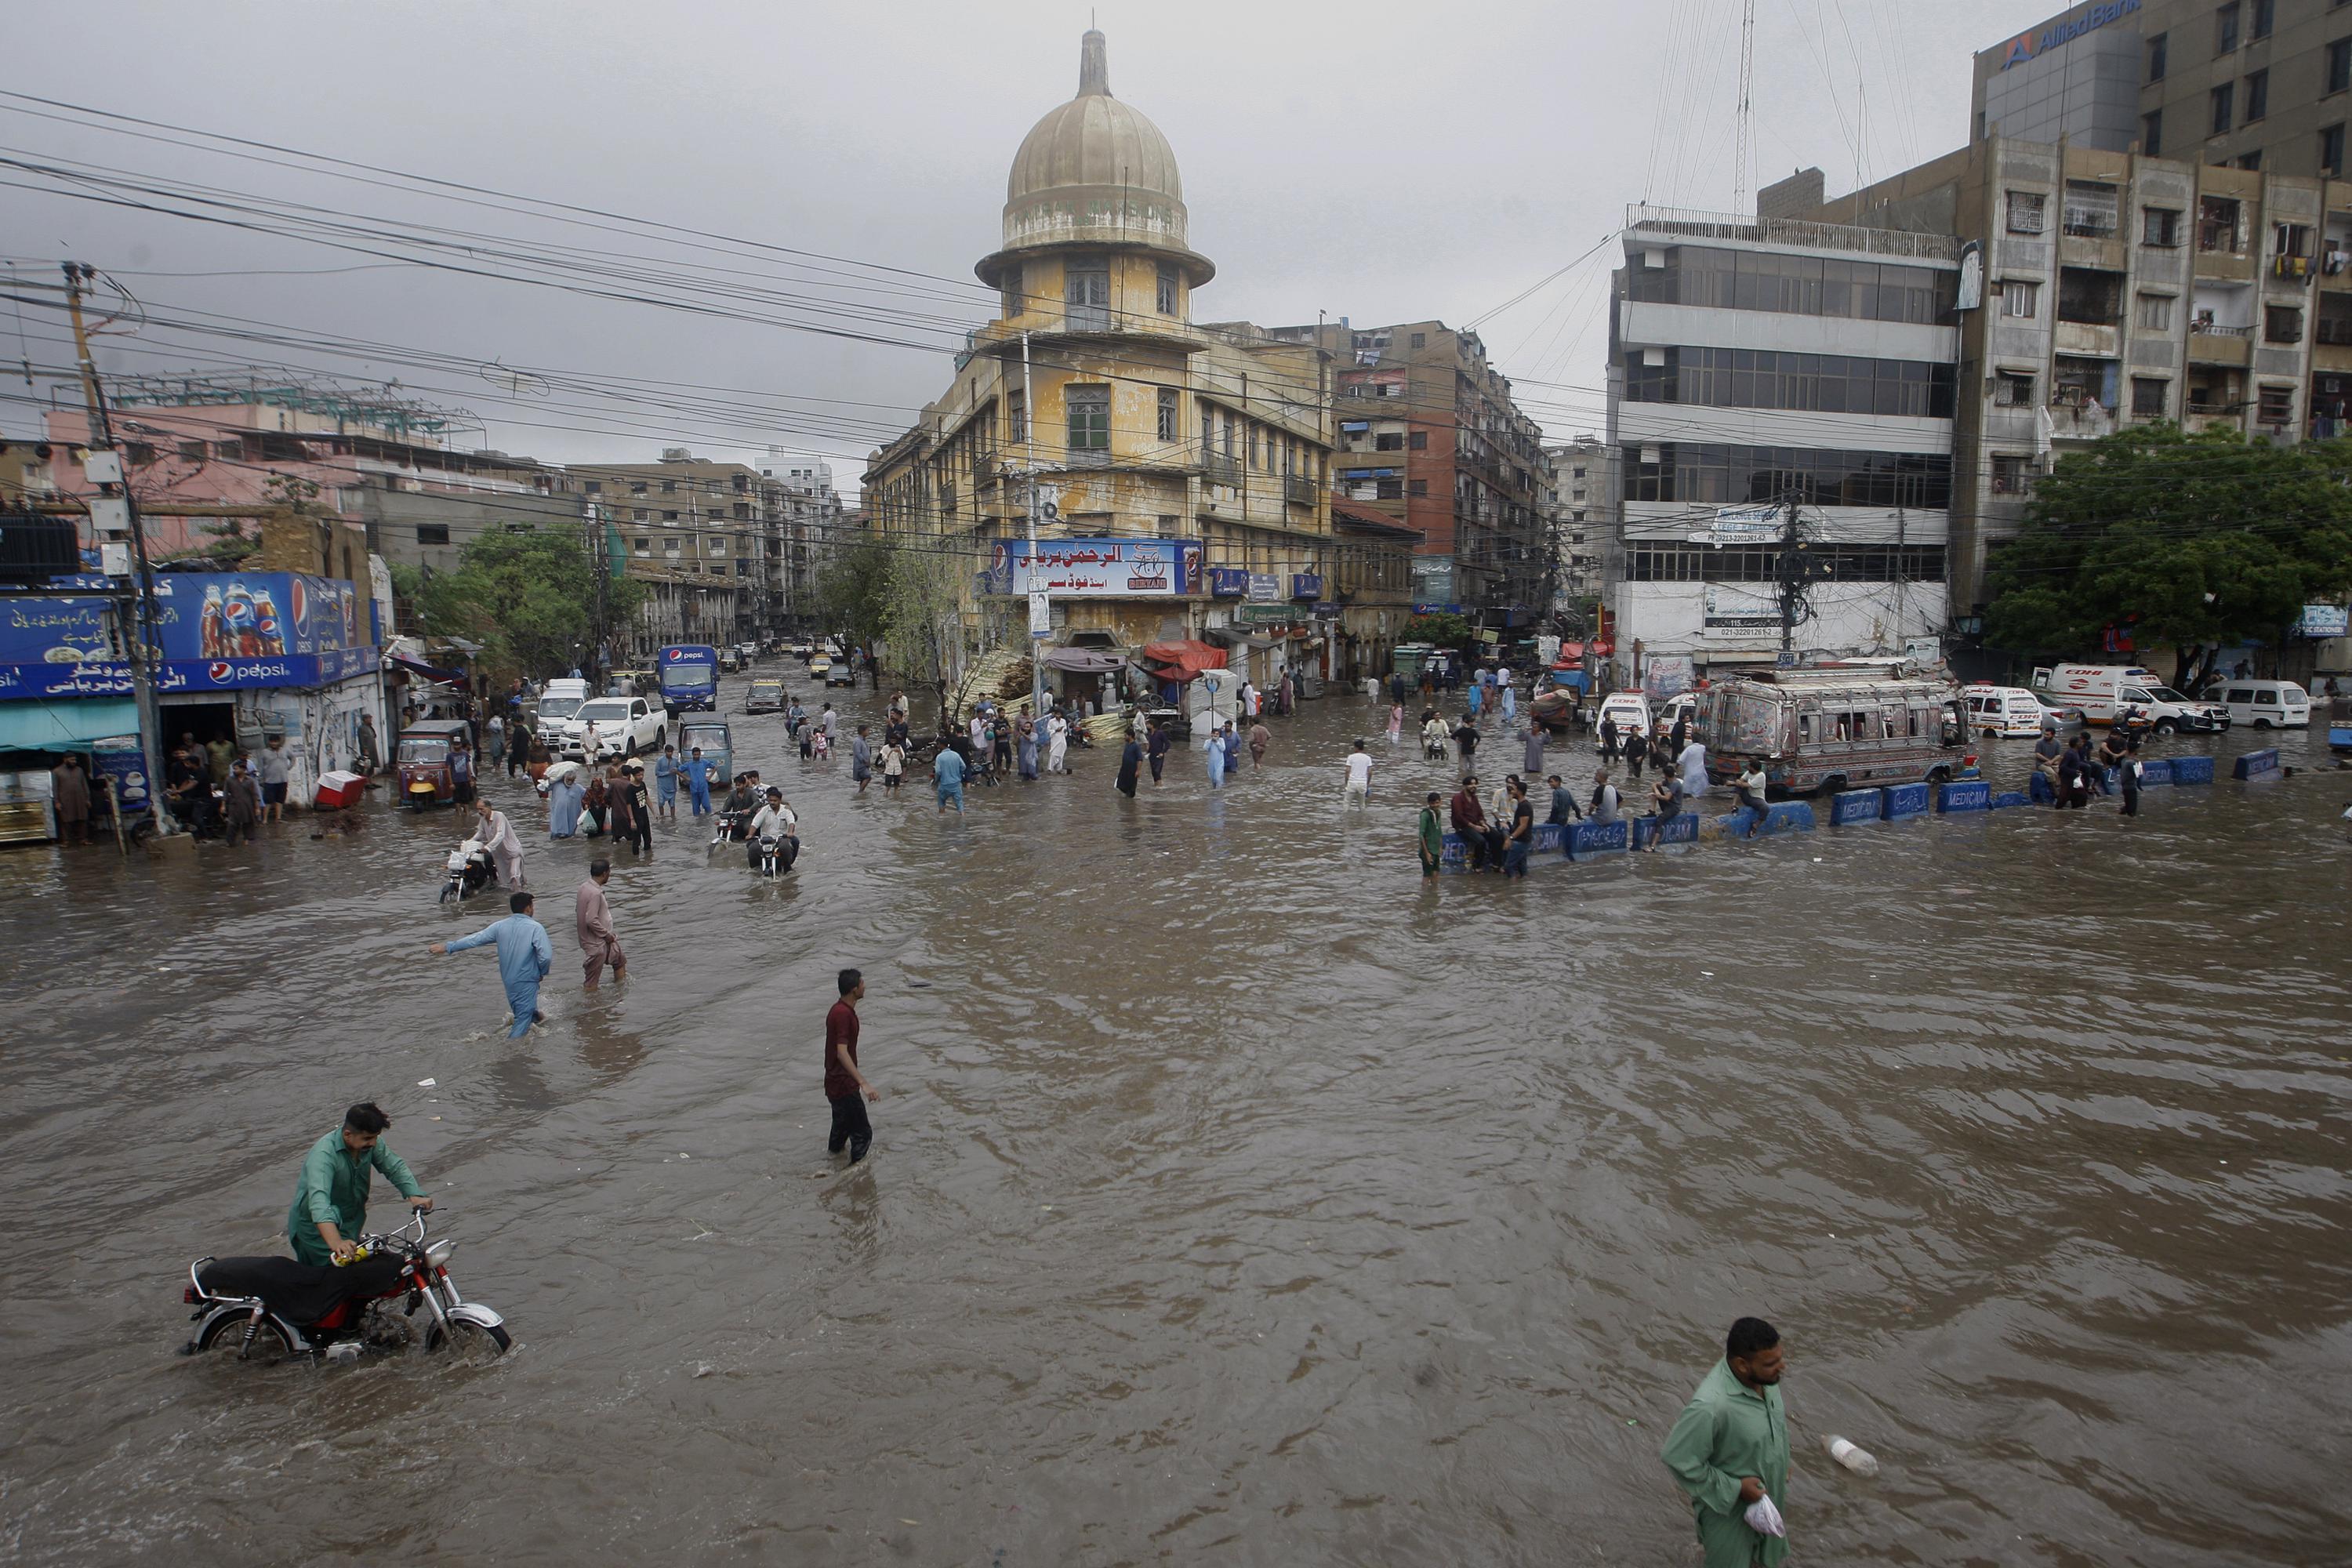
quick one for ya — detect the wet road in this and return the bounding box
[3,671,2349,1566]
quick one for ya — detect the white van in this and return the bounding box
[532,677,592,748]
[2203,679,2310,728]
[2032,665,2227,733]
[1963,684,2079,737]
[1597,691,1653,739]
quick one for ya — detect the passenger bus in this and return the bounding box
[1700,670,1972,797]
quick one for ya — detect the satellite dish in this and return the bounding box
[481,361,550,398]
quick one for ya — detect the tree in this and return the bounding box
[814,535,890,652]
[1403,610,1473,648]
[1984,426,2352,688]
[414,529,641,680]
[878,539,967,725]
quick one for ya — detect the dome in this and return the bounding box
[987,30,1210,281]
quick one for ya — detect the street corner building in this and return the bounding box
[860,28,1421,700]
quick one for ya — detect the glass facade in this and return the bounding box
[1624,347,1956,419]
[1625,543,1948,583]
[1621,443,1954,509]
[1625,245,1958,325]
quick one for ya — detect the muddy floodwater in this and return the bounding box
[2,675,2348,1566]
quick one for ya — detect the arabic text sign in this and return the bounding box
[989,538,1202,597]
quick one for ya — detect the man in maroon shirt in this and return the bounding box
[826,968,877,1163]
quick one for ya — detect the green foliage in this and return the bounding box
[1984,426,2352,684]
[1403,611,1473,647]
[414,529,641,679]
[815,535,891,648]
[877,539,966,716]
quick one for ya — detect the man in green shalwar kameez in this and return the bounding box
[1660,1316,1791,1567]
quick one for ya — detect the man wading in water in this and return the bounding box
[1661,1316,1792,1567]
[825,968,878,1163]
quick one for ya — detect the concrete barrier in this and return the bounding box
[1530,822,1566,855]
[1631,811,1700,848]
[2027,771,2056,804]
[1936,779,1992,814]
[2233,748,2281,780]
[1439,832,1468,872]
[1990,790,2030,808]
[1831,788,1884,826]
[1882,782,1931,820]
[2136,757,2172,786]
[2170,755,2214,785]
[1568,819,1628,858]
[1724,801,1817,837]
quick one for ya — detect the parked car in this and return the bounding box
[826,658,857,687]
[746,678,785,714]
[565,696,665,760]
[2199,678,2311,728]
[1963,684,2082,737]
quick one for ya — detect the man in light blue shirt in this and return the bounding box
[933,744,965,814]
[430,891,554,1037]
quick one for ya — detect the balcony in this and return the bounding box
[1283,475,1317,506]
[1203,453,1241,485]
[2188,324,2253,365]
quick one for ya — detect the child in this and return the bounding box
[811,728,831,761]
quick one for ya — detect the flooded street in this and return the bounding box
[3,675,2349,1566]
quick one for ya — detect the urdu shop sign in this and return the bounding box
[1999,0,2139,70]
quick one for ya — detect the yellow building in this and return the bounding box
[865,31,1411,691]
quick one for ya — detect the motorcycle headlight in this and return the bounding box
[425,1240,456,1267]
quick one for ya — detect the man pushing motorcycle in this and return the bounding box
[286,1102,433,1265]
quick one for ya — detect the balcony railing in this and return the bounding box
[1283,475,1317,506]
[1203,453,1241,485]
[1624,203,1959,260]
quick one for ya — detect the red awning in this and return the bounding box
[1140,640,1229,682]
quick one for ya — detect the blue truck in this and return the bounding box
[658,644,720,713]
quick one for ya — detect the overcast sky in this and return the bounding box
[1,0,2061,493]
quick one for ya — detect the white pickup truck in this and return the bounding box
[564,695,666,760]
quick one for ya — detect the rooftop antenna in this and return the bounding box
[1733,0,1757,214]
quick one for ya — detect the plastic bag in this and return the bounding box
[1743,1492,1787,1539]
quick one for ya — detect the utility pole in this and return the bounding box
[586,498,611,680]
[63,262,173,836]
[1776,490,1807,662]
[1022,331,1047,724]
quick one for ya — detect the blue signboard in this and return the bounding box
[1,572,376,699]
[1290,573,1324,601]
[1208,568,1248,598]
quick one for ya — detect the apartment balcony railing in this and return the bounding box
[1283,475,1317,506]
[1203,452,1241,485]
[1624,202,1960,261]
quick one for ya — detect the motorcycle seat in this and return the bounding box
[198,1254,404,1323]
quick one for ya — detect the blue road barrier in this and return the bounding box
[1439,833,1468,872]
[1936,779,1992,813]
[1882,782,1931,819]
[1632,811,1699,848]
[1568,819,1628,858]
[2233,749,2281,780]
[1724,801,1820,837]
[1530,822,1566,855]
[2027,771,2056,804]
[1831,789,1883,826]
[1990,790,2030,809]
[2136,757,2172,786]
[2171,755,2214,785]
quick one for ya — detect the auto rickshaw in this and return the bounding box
[396,719,470,810]
[677,716,732,785]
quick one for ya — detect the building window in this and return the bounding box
[663,510,679,522]
[633,537,652,556]
[2238,151,2264,170]
[2131,378,2169,418]
[1156,262,1178,316]
[1410,331,1427,349]
[1376,478,1404,500]
[2245,68,2268,122]
[2142,207,2181,247]
[2265,305,2303,342]
[416,523,450,546]
[2056,267,2125,325]
[2139,292,2176,332]
[1994,370,2036,407]
[2061,180,2118,238]
[1990,455,2034,495]
[2332,38,2352,94]
[2252,0,2274,38]
[2216,2,2240,54]
[661,479,677,494]
[2147,31,2167,81]
[1156,387,1178,442]
[583,479,602,495]
[2198,195,2242,252]
[2005,191,2046,234]
[1374,430,1405,452]
[1410,429,1429,449]
[632,508,647,521]
[2258,384,2294,425]
[1065,257,1110,331]
[2211,82,2234,136]
[1065,383,1110,461]
[2328,123,2350,175]
[2143,109,2164,157]
[630,481,647,495]
[1007,389,1026,443]
[2000,279,2039,318]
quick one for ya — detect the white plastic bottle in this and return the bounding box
[1824,1434,1879,1477]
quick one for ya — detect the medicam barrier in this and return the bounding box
[2233,749,2281,780]
[1567,819,1629,858]
[1990,791,2031,809]
[1830,789,1882,826]
[2170,755,2214,785]
[1935,779,1991,814]
[1630,812,1700,848]
[1881,781,1932,820]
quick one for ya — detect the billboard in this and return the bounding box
[984,538,1202,597]
[0,572,376,699]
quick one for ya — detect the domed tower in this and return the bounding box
[977,29,1214,338]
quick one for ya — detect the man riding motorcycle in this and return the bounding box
[746,786,799,873]
[720,773,760,839]
[287,1102,433,1265]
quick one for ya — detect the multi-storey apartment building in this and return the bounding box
[1542,435,1612,602]
[760,459,842,633]
[1262,319,1553,627]
[568,450,769,652]
[1604,205,1961,694]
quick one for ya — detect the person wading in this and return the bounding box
[825,967,877,1164]
[1417,790,1444,880]
[575,859,626,990]
[1661,1316,1792,1568]
[430,891,554,1038]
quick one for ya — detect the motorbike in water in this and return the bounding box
[440,834,494,903]
[755,829,799,878]
[707,807,743,855]
[180,1210,509,1367]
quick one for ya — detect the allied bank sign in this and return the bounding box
[2001,0,2139,69]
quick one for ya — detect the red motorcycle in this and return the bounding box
[180,1210,509,1365]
